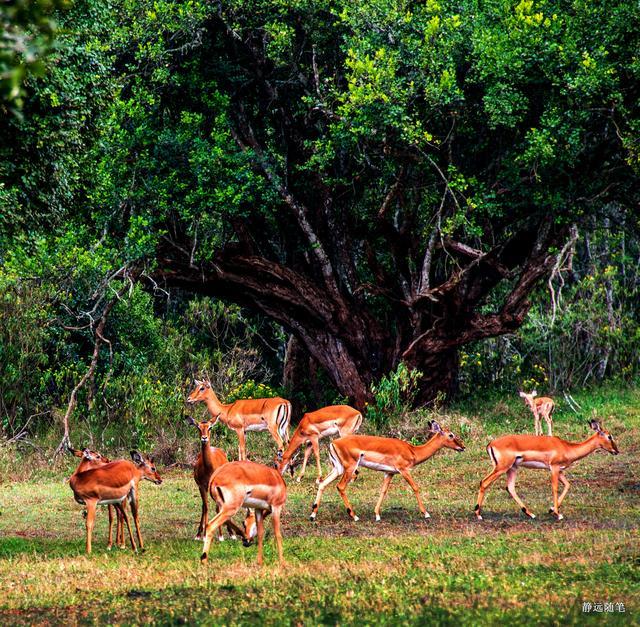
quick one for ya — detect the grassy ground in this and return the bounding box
[0,388,638,625]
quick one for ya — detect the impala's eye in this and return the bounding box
[449,433,454,439]
[200,386,205,391]
[608,435,612,441]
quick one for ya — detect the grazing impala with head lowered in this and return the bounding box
[201,460,287,567]
[475,419,620,521]
[275,404,363,482]
[309,420,465,523]
[187,379,291,460]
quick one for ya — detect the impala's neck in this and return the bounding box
[203,389,227,419]
[410,435,444,465]
[200,439,217,470]
[564,434,601,463]
[280,430,304,467]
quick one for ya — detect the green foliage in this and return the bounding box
[368,362,423,427]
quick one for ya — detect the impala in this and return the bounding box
[475,419,620,521]
[201,460,287,567]
[68,446,125,550]
[519,390,555,436]
[309,420,465,523]
[187,379,291,460]
[275,404,363,483]
[186,416,248,541]
[69,450,162,553]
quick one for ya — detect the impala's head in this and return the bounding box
[589,419,619,455]
[68,446,111,464]
[242,509,257,547]
[519,390,537,409]
[429,420,465,452]
[187,379,212,405]
[273,449,297,477]
[186,415,215,443]
[130,450,163,484]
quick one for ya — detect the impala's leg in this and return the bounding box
[117,504,125,548]
[117,502,138,552]
[237,429,247,461]
[196,484,208,540]
[201,506,239,563]
[107,505,114,550]
[255,509,266,566]
[309,466,341,521]
[271,505,284,566]
[128,492,144,551]
[336,464,360,521]
[475,459,510,520]
[297,442,313,482]
[224,517,245,540]
[506,467,535,519]
[85,500,97,554]
[557,472,571,508]
[374,473,394,522]
[267,420,285,457]
[534,412,541,436]
[545,407,554,436]
[399,469,429,519]
[549,466,564,520]
[311,437,323,483]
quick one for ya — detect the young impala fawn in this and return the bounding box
[187,379,291,460]
[475,419,620,521]
[68,446,126,550]
[275,405,363,483]
[519,390,555,435]
[310,420,465,523]
[69,450,162,553]
[186,416,247,542]
[201,461,287,567]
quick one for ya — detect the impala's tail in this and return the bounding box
[277,402,291,444]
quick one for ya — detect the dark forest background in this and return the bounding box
[1,0,639,453]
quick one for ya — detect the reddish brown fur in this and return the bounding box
[475,420,619,521]
[276,405,363,482]
[310,421,465,523]
[201,461,287,567]
[187,380,291,460]
[69,452,162,553]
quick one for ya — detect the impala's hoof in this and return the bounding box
[375,514,381,522]
[476,514,483,521]
[353,515,360,522]
[529,513,536,519]
[194,535,202,541]
[217,536,225,542]
[229,534,237,541]
[309,513,316,522]
[200,553,208,564]
[424,512,431,519]
[296,477,302,483]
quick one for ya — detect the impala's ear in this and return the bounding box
[185,415,197,426]
[429,420,443,434]
[531,390,537,397]
[130,450,144,465]
[277,450,283,461]
[194,379,202,387]
[518,390,526,398]
[589,419,602,433]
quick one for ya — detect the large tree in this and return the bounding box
[88,0,639,406]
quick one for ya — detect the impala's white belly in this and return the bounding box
[243,496,270,509]
[245,423,268,432]
[98,495,127,505]
[320,426,339,437]
[517,460,549,470]
[360,459,397,473]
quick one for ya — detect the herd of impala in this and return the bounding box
[68,379,621,566]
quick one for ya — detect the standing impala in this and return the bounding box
[275,405,363,483]
[68,446,125,550]
[475,419,619,521]
[309,420,465,523]
[186,416,247,541]
[69,450,162,553]
[201,460,287,567]
[187,379,291,460]
[519,390,555,436]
